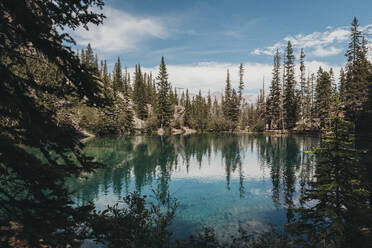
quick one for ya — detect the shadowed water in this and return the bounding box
[68,134,319,242]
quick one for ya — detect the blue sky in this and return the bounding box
[71,0,372,93]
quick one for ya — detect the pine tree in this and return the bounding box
[112,57,123,97]
[99,59,103,76]
[169,88,175,106]
[344,17,369,130]
[123,67,129,97]
[94,54,99,73]
[146,72,155,105]
[184,89,192,127]
[304,73,312,122]
[267,49,282,129]
[207,91,212,120]
[174,88,178,105]
[223,69,232,119]
[359,36,372,133]
[194,90,208,130]
[363,69,372,135]
[132,64,139,97]
[191,96,196,124]
[299,48,306,121]
[257,83,266,121]
[156,56,172,128]
[121,85,134,134]
[315,67,332,129]
[85,43,95,65]
[292,99,370,248]
[221,69,239,126]
[339,68,346,102]
[280,50,287,130]
[80,49,85,64]
[80,44,99,77]
[133,64,148,120]
[283,41,298,129]
[329,68,336,93]
[180,91,185,106]
[230,89,240,123]
[238,63,244,104]
[212,96,220,117]
[151,77,157,106]
[101,60,111,98]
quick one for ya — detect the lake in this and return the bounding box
[69,134,319,243]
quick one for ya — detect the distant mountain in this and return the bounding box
[210,92,258,105]
[183,91,258,105]
[242,94,258,105]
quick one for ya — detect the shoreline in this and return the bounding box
[80,127,321,139]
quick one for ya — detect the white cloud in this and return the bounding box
[127,62,271,94]
[251,26,354,57]
[302,61,342,78]
[251,48,275,56]
[310,46,343,57]
[126,61,341,94]
[164,62,273,93]
[72,7,168,53]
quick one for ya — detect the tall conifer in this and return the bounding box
[156,56,172,128]
[299,48,306,121]
[133,64,148,120]
[238,63,244,104]
[267,49,282,129]
[283,41,298,129]
[184,89,192,127]
[344,17,369,130]
[112,57,122,97]
[315,67,332,129]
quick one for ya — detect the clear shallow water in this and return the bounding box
[69,134,319,242]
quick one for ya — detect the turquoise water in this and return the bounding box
[69,134,318,242]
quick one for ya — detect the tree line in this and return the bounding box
[72,17,371,136]
[265,17,371,134]
[75,44,246,134]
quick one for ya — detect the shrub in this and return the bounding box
[252,120,266,132]
[144,116,158,134]
[89,191,177,248]
[207,117,236,132]
[172,118,181,129]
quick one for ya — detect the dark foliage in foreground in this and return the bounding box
[0,0,106,246]
[175,225,292,248]
[90,191,177,248]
